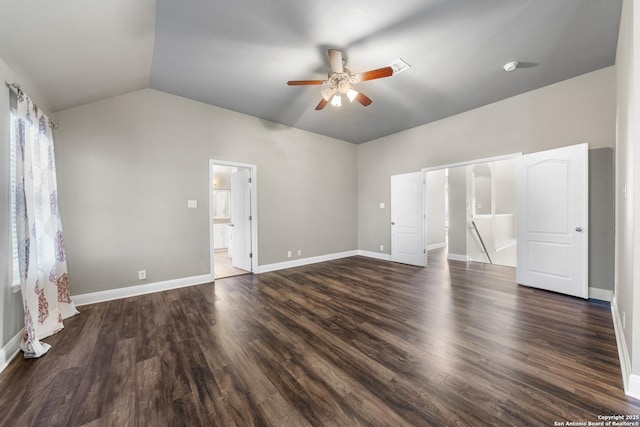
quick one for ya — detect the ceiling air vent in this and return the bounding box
[389,58,411,74]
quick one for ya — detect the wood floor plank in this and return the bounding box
[0,248,639,426]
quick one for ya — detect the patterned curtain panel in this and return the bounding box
[14,92,78,358]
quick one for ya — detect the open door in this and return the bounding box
[516,143,588,298]
[230,169,252,271]
[391,172,426,267]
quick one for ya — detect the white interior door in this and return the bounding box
[391,172,426,267]
[516,143,588,298]
[230,169,252,271]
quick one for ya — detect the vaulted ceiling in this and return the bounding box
[0,0,623,143]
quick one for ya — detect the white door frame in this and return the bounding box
[209,159,258,278]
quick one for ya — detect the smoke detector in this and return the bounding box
[503,61,519,72]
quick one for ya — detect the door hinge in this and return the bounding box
[249,252,253,258]
[249,215,252,221]
[424,249,426,254]
[248,177,252,184]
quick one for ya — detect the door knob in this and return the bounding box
[575,226,583,232]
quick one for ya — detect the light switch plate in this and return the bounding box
[379,202,385,209]
[188,199,198,208]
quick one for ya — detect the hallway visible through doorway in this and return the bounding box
[210,159,258,280]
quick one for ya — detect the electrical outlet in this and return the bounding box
[287,251,292,258]
[379,202,385,209]
[380,244,384,251]
[297,250,301,256]
[138,270,146,280]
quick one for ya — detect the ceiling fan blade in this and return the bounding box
[287,80,325,86]
[328,49,344,74]
[315,98,329,110]
[355,92,373,107]
[356,66,394,82]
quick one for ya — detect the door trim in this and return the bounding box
[421,152,522,173]
[209,159,258,278]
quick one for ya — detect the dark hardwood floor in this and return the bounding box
[1,249,639,426]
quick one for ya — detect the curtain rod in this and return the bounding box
[4,81,59,129]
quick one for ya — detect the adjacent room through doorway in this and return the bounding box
[425,156,517,268]
[210,161,257,279]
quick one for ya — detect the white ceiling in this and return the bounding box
[0,0,622,144]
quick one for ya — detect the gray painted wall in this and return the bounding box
[589,148,615,292]
[426,169,446,247]
[447,167,468,257]
[54,89,358,295]
[493,159,516,214]
[473,174,492,215]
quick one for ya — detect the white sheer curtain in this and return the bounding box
[13,90,78,358]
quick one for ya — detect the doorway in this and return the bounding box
[424,154,519,268]
[418,144,589,299]
[210,160,258,280]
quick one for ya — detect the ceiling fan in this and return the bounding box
[287,49,402,110]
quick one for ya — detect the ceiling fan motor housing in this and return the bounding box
[327,69,359,94]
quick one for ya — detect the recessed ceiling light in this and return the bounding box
[503,61,519,72]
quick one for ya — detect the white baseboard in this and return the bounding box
[629,374,640,400]
[611,297,640,400]
[447,253,470,262]
[72,273,215,307]
[427,242,446,251]
[257,250,359,274]
[73,250,365,305]
[588,287,613,302]
[356,250,392,261]
[0,329,23,374]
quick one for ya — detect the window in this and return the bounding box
[9,108,21,291]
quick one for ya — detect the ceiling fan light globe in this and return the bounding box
[346,89,359,102]
[331,94,342,107]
